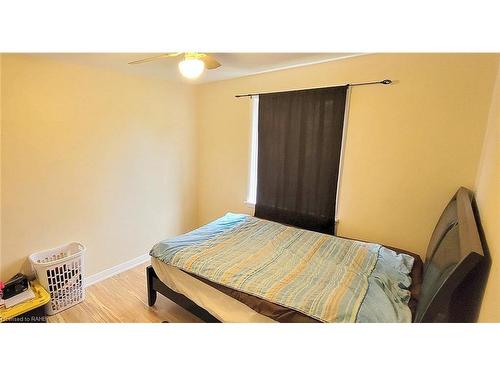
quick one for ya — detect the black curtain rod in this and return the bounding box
[235,79,392,98]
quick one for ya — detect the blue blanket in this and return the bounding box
[151,213,414,322]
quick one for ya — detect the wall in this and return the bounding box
[1,54,198,278]
[196,54,499,258]
[476,62,500,322]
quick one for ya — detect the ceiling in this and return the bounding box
[39,53,362,84]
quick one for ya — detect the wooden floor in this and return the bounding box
[48,262,202,323]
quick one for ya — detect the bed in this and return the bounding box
[146,187,485,323]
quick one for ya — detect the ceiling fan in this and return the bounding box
[128,52,221,79]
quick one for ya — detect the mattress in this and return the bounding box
[151,257,275,322]
[151,213,423,323]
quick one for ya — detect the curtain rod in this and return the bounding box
[234,79,392,98]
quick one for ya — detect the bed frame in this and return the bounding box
[146,187,486,323]
[147,264,219,322]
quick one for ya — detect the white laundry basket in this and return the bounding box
[29,242,85,315]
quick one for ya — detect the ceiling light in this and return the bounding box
[178,58,205,79]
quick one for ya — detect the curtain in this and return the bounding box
[255,86,348,234]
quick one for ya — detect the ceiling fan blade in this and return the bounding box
[128,53,182,65]
[200,54,221,69]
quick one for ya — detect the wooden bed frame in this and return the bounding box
[146,187,486,323]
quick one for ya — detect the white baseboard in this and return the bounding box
[85,253,150,287]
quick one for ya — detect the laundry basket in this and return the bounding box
[29,242,85,315]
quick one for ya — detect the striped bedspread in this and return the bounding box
[151,215,380,322]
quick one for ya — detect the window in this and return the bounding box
[246,96,259,205]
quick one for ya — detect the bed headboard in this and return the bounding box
[414,187,485,322]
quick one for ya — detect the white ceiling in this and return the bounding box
[39,53,362,84]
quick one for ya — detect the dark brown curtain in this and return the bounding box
[255,86,348,234]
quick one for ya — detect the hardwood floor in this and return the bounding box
[48,262,202,323]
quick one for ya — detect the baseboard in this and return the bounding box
[85,253,150,287]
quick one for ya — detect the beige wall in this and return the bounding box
[0,54,198,278]
[196,54,499,258]
[476,63,500,322]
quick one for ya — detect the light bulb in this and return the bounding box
[178,58,205,79]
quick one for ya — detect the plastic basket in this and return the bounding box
[29,242,85,315]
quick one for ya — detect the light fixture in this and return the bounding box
[178,56,205,79]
